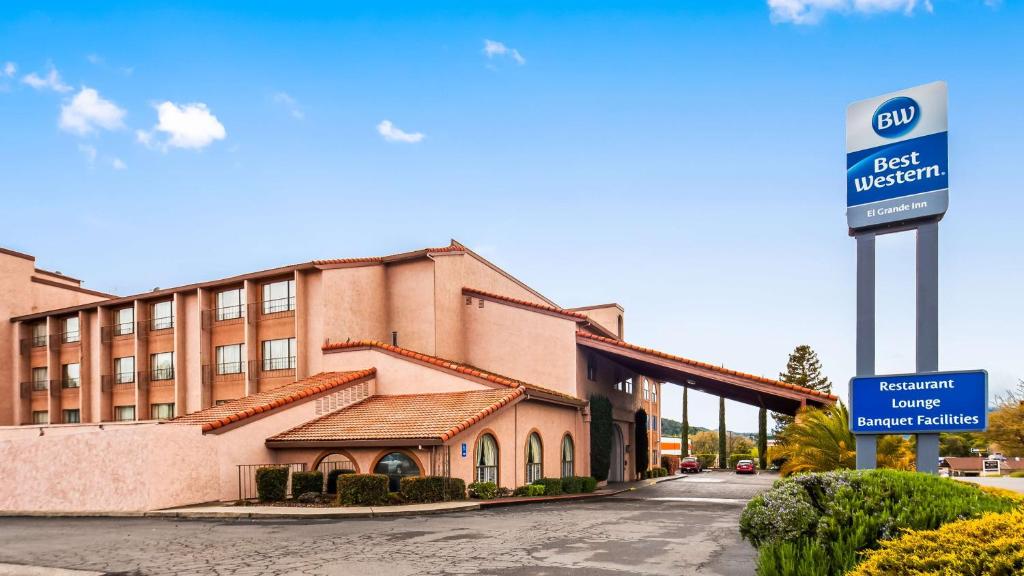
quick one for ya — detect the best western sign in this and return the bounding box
[846,81,948,230]
[850,370,987,434]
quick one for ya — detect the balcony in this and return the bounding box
[201,304,247,328]
[259,297,296,320]
[144,367,176,388]
[257,357,296,380]
[148,317,175,332]
[20,380,56,398]
[101,322,135,342]
[19,335,49,354]
[101,374,136,393]
[61,378,80,389]
[203,362,248,385]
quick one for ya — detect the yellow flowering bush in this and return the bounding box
[848,511,1024,575]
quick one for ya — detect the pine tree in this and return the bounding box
[772,345,832,437]
[758,407,768,470]
[718,397,727,468]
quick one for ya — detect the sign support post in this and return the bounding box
[916,221,940,473]
[855,232,877,470]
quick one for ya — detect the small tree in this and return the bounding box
[773,345,833,437]
[691,430,718,455]
[682,387,690,457]
[635,408,649,477]
[718,397,727,468]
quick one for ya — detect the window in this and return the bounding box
[31,367,47,390]
[214,399,235,406]
[476,434,499,483]
[62,363,80,388]
[613,379,623,392]
[373,452,420,492]
[526,432,543,484]
[114,307,134,336]
[151,301,174,330]
[216,344,245,374]
[63,316,80,343]
[625,377,633,395]
[652,418,658,431]
[561,435,575,478]
[114,405,135,422]
[31,322,47,347]
[262,338,296,371]
[114,356,135,384]
[151,352,174,380]
[643,379,650,400]
[216,288,245,321]
[62,409,80,424]
[32,411,48,424]
[262,279,295,314]
[586,356,597,381]
[151,403,175,420]
[652,381,658,402]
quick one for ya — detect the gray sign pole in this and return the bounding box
[855,232,877,469]
[916,222,940,473]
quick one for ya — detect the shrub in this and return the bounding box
[661,455,679,473]
[335,473,389,506]
[296,491,322,504]
[560,476,583,494]
[729,453,755,468]
[1010,470,1024,478]
[696,453,717,469]
[514,484,545,497]
[742,469,1023,576]
[849,511,1024,576]
[399,476,466,503]
[657,467,668,477]
[579,476,598,493]
[386,492,405,505]
[634,408,649,476]
[468,481,499,500]
[531,477,563,496]
[325,468,356,494]
[495,486,513,498]
[290,471,323,496]
[255,466,289,502]
[643,467,669,478]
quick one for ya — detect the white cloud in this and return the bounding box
[272,92,304,120]
[483,39,526,66]
[376,120,425,143]
[767,0,932,24]
[22,67,71,92]
[2,62,15,78]
[140,101,226,150]
[86,54,103,65]
[111,157,126,170]
[59,87,126,135]
[78,143,97,163]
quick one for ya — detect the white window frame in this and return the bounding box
[216,344,245,374]
[262,280,295,314]
[261,338,296,371]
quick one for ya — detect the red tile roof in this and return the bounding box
[313,243,466,266]
[321,339,582,403]
[268,388,524,443]
[462,288,590,321]
[576,331,839,401]
[172,370,375,432]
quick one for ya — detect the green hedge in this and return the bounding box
[514,484,546,497]
[399,476,466,503]
[335,473,389,506]
[560,476,598,494]
[325,468,356,494]
[696,453,717,469]
[291,471,323,496]
[643,467,669,478]
[740,469,1023,576]
[468,481,499,500]
[531,477,563,496]
[255,466,289,501]
[729,453,755,468]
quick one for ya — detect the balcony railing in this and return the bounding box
[262,356,296,372]
[148,317,175,332]
[61,331,80,344]
[20,381,53,398]
[101,322,135,342]
[201,305,247,329]
[203,362,248,385]
[61,378,80,389]
[101,374,136,393]
[261,297,296,317]
[31,335,47,347]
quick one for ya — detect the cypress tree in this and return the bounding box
[758,406,768,470]
[718,397,727,468]
[635,408,649,477]
[589,394,613,481]
[772,345,832,437]
[682,387,689,457]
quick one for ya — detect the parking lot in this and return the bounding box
[0,471,775,576]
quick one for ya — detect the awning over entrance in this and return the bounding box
[577,331,836,415]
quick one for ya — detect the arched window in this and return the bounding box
[476,434,499,484]
[373,452,420,492]
[643,378,650,400]
[526,432,543,484]
[561,435,575,478]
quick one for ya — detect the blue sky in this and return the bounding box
[1,1,1021,431]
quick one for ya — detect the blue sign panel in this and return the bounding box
[461,442,467,458]
[850,370,987,434]
[846,81,948,230]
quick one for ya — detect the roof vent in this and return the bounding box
[54,271,63,276]
[153,287,160,292]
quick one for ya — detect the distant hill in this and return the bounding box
[660,417,758,438]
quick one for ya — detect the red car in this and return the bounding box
[680,456,702,473]
[735,459,756,474]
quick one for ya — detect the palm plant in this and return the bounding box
[773,403,856,476]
